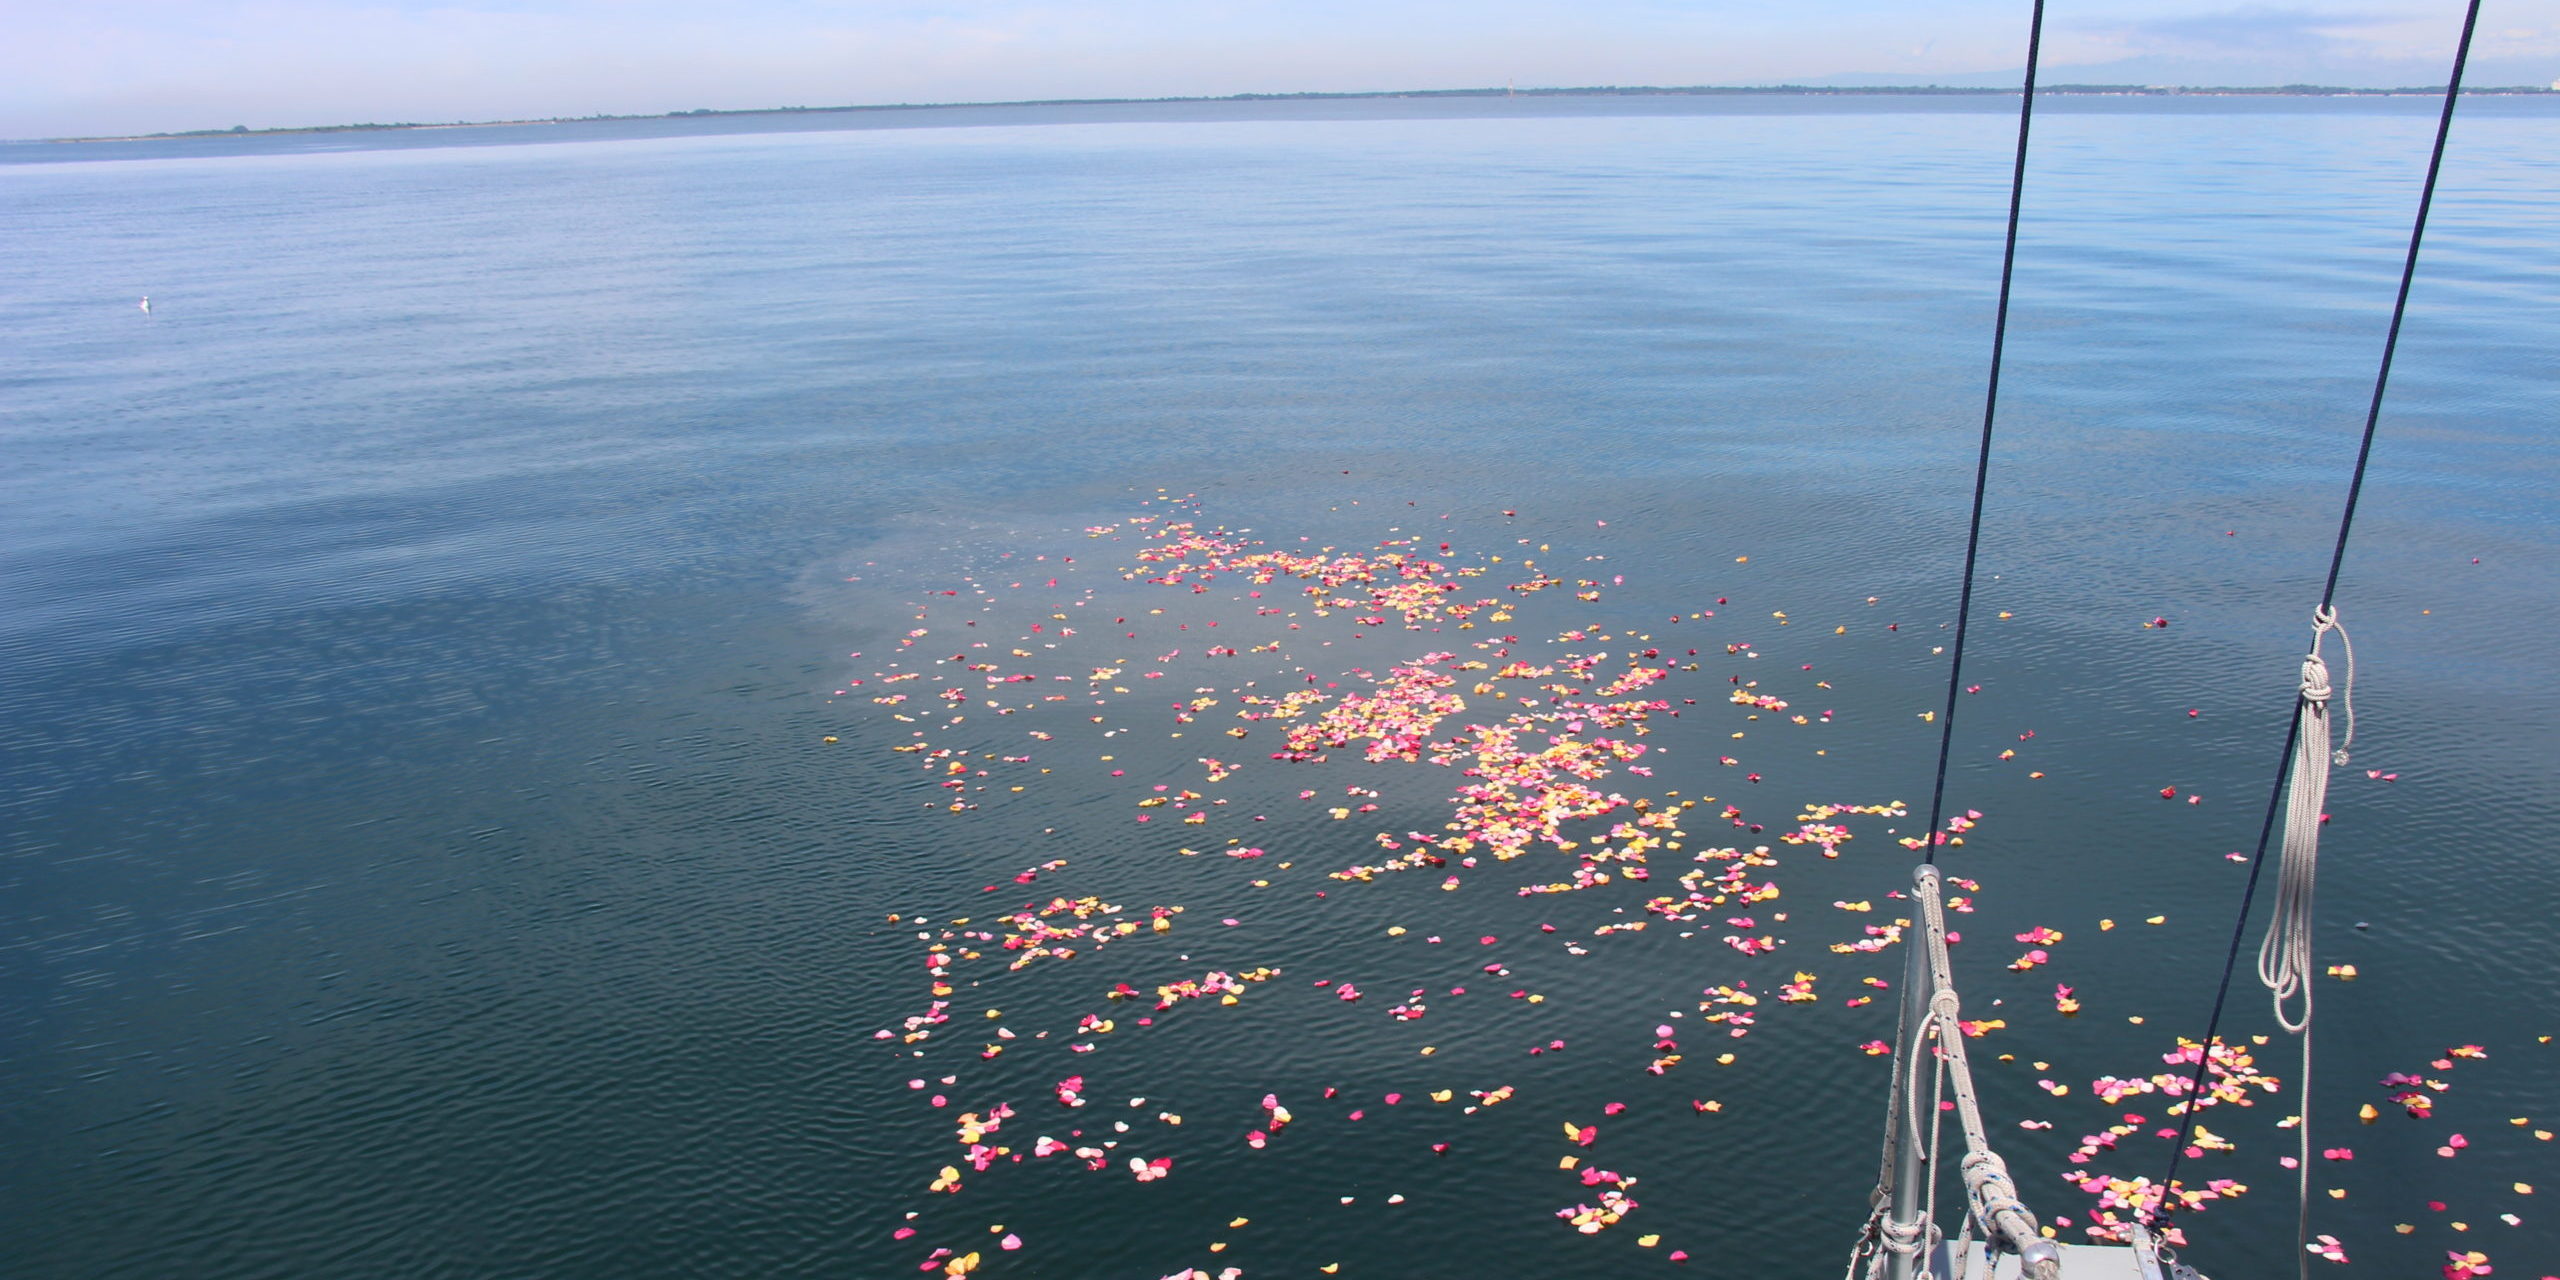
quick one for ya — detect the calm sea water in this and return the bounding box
[3,96,2555,1279]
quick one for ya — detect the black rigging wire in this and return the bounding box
[1857,14,2047,1273]
[2150,0,2483,1247]
[1918,0,2046,860]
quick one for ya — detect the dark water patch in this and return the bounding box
[3,100,2554,1278]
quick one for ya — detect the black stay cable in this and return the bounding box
[2150,0,2483,1246]
[1918,0,2046,861]
[1857,10,2044,1272]
[2321,0,2484,609]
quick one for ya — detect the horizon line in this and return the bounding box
[36,80,2558,146]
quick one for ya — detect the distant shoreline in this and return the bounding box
[48,81,2559,145]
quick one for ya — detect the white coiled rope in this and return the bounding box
[2257,607,2354,1280]
[2257,607,2354,1033]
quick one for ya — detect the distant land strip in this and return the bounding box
[59,81,2560,144]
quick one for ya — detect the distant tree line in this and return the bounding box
[96,82,2556,143]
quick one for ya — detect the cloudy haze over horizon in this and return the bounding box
[5,0,2556,139]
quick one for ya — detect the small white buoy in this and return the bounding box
[139,295,151,315]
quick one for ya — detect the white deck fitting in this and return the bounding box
[1931,1239,2165,1280]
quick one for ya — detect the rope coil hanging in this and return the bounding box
[2259,608,2354,1035]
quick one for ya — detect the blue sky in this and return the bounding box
[5,0,2555,138]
